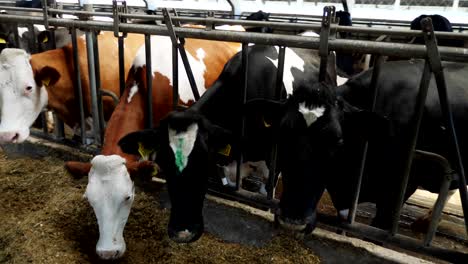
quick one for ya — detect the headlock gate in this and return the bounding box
[0,0,467,262]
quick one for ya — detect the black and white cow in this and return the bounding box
[271,59,468,231]
[244,10,273,33]
[410,14,465,48]
[118,44,338,242]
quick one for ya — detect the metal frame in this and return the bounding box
[0,2,467,262]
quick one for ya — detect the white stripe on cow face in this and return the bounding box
[266,47,304,95]
[298,102,325,127]
[127,82,138,103]
[168,123,199,173]
[132,36,207,103]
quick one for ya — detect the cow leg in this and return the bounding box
[372,182,418,231]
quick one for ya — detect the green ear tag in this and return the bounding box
[174,138,186,173]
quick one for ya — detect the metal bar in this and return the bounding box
[50,30,64,141]
[422,17,468,236]
[162,8,200,101]
[92,30,105,137]
[266,46,286,200]
[85,30,102,145]
[415,150,454,246]
[118,36,125,96]
[318,214,467,264]
[40,112,48,134]
[145,34,153,129]
[236,42,249,191]
[390,59,432,235]
[347,55,385,225]
[318,6,332,83]
[172,43,179,110]
[53,113,65,140]
[0,15,467,62]
[341,0,349,13]
[71,27,86,145]
[32,8,468,40]
[2,4,468,32]
[41,0,49,28]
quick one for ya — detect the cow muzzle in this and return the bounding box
[0,131,20,143]
[276,211,317,235]
[96,246,125,260]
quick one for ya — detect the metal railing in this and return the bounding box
[0,1,467,262]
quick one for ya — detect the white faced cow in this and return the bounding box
[0,32,144,144]
[84,155,134,260]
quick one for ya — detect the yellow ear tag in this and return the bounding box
[0,38,6,44]
[263,116,271,128]
[218,144,231,157]
[42,77,51,87]
[42,35,48,43]
[152,165,159,176]
[138,142,154,161]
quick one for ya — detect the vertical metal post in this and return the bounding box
[85,30,102,145]
[347,55,385,224]
[145,34,153,129]
[71,27,86,145]
[391,59,433,235]
[40,112,48,134]
[421,18,468,235]
[113,0,128,96]
[172,44,179,110]
[47,29,66,140]
[266,46,286,200]
[422,153,453,246]
[162,8,200,101]
[318,6,333,82]
[53,113,65,140]
[41,0,49,29]
[118,36,125,95]
[236,43,249,190]
[92,30,105,137]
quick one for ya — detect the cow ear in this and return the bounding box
[197,117,232,150]
[37,31,50,44]
[244,98,287,116]
[35,66,60,88]
[118,129,161,158]
[342,103,393,141]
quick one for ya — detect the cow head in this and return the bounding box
[246,82,345,232]
[84,155,134,260]
[0,48,59,143]
[118,110,231,243]
[250,82,390,233]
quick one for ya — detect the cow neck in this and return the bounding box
[30,48,78,126]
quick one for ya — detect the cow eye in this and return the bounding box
[125,195,132,201]
[25,86,33,92]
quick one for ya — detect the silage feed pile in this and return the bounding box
[0,153,320,263]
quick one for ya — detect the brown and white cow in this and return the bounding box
[0,31,144,143]
[67,31,242,259]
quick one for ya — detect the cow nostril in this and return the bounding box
[12,133,19,141]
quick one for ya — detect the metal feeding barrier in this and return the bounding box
[0,1,467,262]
